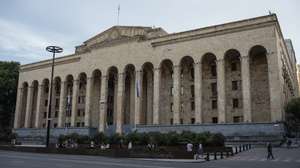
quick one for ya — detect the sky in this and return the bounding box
[0,0,299,64]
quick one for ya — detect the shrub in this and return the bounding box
[93,132,108,144]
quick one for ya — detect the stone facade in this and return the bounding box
[14,14,299,135]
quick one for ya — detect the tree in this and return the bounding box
[285,97,300,137]
[0,61,19,142]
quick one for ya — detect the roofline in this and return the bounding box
[84,25,153,44]
[148,14,278,41]
[20,53,76,68]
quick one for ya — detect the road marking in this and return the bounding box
[270,158,279,162]
[0,154,175,168]
[282,158,291,162]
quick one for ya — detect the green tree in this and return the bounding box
[285,97,300,136]
[0,61,19,142]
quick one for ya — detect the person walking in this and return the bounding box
[267,142,274,160]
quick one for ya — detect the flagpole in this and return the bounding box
[117,5,120,25]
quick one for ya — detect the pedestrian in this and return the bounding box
[128,141,132,150]
[267,142,274,160]
[186,142,193,152]
[287,139,292,149]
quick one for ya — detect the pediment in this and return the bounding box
[75,26,167,54]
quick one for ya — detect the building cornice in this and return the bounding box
[150,14,278,47]
[20,54,80,72]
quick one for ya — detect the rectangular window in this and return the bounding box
[191,101,195,110]
[82,96,85,103]
[191,68,194,80]
[54,111,58,118]
[211,83,217,96]
[233,116,243,123]
[82,109,85,116]
[211,65,217,77]
[77,109,81,116]
[180,118,183,124]
[231,62,237,71]
[78,96,81,103]
[76,122,81,127]
[53,123,57,128]
[55,99,59,108]
[170,118,173,125]
[170,87,174,96]
[43,112,47,119]
[190,85,195,98]
[45,99,48,106]
[232,81,238,90]
[233,98,239,108]
[191,118,195,124]
[212,100,217,109]
[45,86,49,93]
[81,122,85,127]
[170,103,174,112]
[181,103,184,113]
[212,117,218,123]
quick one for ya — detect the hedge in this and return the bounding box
[58,131,225,147]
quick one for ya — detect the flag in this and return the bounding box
[136,78,140,97]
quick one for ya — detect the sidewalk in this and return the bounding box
[136,158,206,163]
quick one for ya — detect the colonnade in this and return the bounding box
[14,45,278,133]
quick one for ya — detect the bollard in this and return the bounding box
[235,146,238,154]
[239,145,241,152]
[243,145,245,151]
[220,152,224,159]
[206,152,210,161]
[214,152,217,160]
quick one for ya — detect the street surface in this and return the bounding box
[0,147,299,168]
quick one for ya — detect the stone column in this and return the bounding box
[268,52,283,122]
[173,65,181,124]
[84,77,93,127]
[34,84,44,128]
[71,80,79,127]
[216,59,226,123]
[153,68,160,124]
[116,73,125,134]
[241,56,252,122]
[14,88,23,128]
[134,70,142,125]
[194,62,202,123]
[24,86,34,128]
[58,81,66,127]
[99,76,107,132]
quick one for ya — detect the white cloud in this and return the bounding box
[0,18,75,64]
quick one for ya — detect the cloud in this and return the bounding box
[0,18,74,64]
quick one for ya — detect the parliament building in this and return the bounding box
[13,14,299,142]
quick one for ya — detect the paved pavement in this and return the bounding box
[0,147,300,168]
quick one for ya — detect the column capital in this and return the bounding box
[240,55,249,59]
[173,65,181,68]
[216,59,224,63]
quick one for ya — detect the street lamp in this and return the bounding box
[45,46,63,148]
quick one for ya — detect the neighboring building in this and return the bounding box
[13,14,299,141]
[297,64,300,95]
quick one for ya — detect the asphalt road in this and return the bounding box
[0,147,300,168]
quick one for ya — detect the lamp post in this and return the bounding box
[45,46,63,148]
